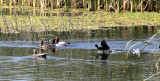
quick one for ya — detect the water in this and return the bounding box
[0,27,160,81]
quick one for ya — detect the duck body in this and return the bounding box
[55,37,70,47]
[95,38,110,50]
[57,41,70,45]
[33,53,47,58]
[33,49,47,58]
[54,43,67,47]
[39,40,55,49]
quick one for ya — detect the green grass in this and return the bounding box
[0,10,160,33]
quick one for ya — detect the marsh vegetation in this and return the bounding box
[0,9,160,33]
[0,0,160,12]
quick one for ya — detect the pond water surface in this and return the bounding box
[0,26,160,81]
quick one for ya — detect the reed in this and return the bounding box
[124,29,160,59]
[91,0,95,11]
[88,0,91,11]
[149,0,153,11]
[130,0,134,12]
[65,0,68,11]
[105,0,109,11]
[9,0,12,8]
[123,0,126,11]
[0,0,3,5]
[97,0,100,10]
[0,0,160,12]
[83,0,87,8]
[57,0,60,8]
[74,0,76,8]
[22,0,24,7]
[134,0,138,11]
[33,0,36,8]
[141,0,143,12]
[117,0,121,13]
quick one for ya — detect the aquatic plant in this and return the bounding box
[143,58,160,81]
[124,27,160,59]
[1,11,160,33]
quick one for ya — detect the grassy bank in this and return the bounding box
[0,11,160,33]
[0,0,160,12]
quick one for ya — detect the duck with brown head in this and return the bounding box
[54,37,70,47]
[51,38,55,44]
[39,40,55,49]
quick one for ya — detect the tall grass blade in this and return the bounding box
[143,71,160,81]
[130,0,133,12]
[33,0,36,8]
[57,0,60,8]
[0,0,3,5]
[123,0,126,11]
[98,0,100,10]
[125,39,151,60]
[83,0,87,8]
[141,0,143,12]
[134,0,138,11]
[65,0,68,11]
[9,0,12,8]
[50,0,53,9]
[88,0,91,11]
[91,0,95,11]
[117,0,121,13]
[74,0,76,8]
[149,0,153,11]
[105,0,109,11]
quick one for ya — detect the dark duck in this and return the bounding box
[95,37,110,50]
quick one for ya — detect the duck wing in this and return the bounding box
[101,40,108,47]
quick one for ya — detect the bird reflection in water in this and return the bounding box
[51,48,56,56]
[95,50,111,68]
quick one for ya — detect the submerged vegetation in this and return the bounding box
[0,0,160,12]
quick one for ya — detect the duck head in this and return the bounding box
[39,40,43,46]
[51,38,55,44]
[104,37,108,42]
[55,37,59,43]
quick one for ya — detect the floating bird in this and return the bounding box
[95,37,110,50]
[39,40,54,49]
[33,49,47,58]
[55,37,70,47]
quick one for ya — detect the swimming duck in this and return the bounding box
[39,40,54,49]
[95,37,110,50]
[55,37,70,46]
[33,49,47,58]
